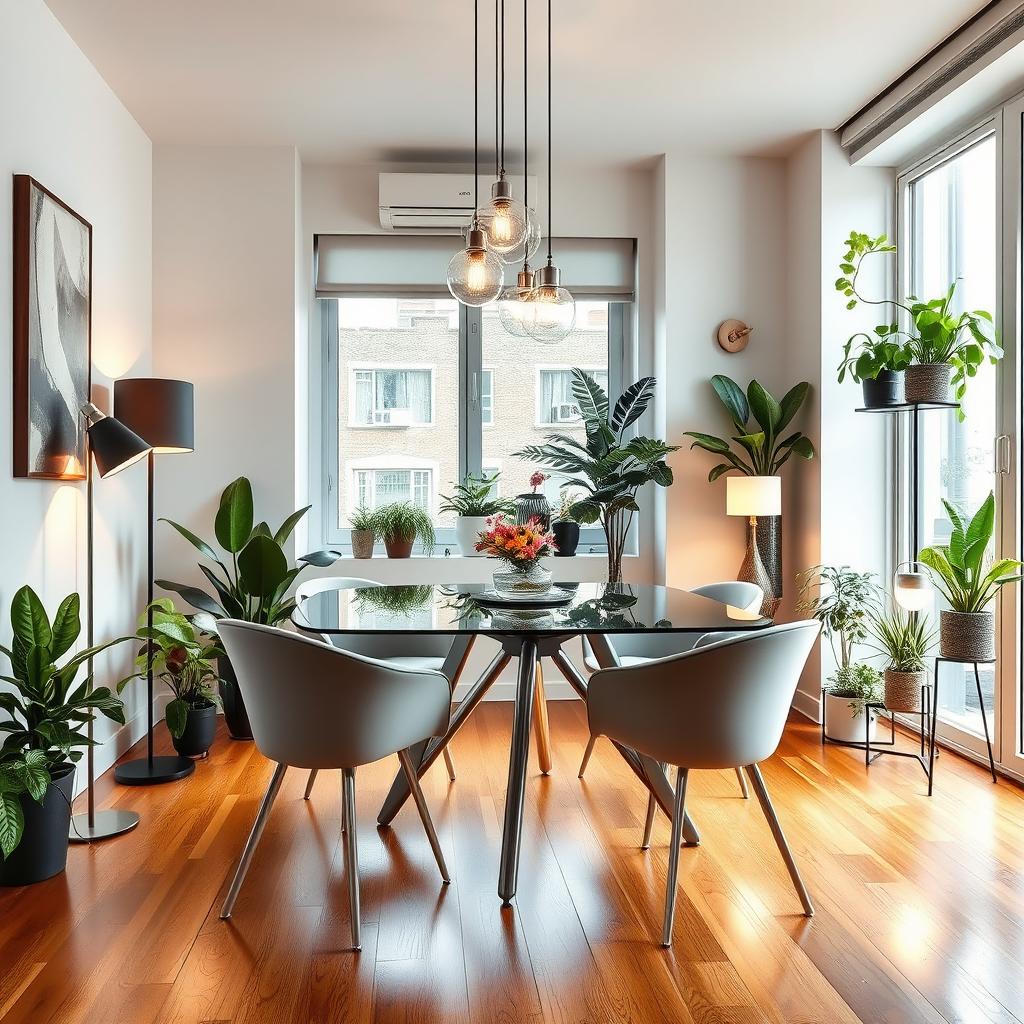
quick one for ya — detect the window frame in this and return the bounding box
[346,362,436,428]
[320,296,632,551]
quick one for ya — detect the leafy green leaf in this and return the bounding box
[746,380,782,435]
[215,477,255,553]
[710,375,748,430]
[49,594,81,661]
[0,793,25,858]
[570,369,609,426]
[273,505,311,547]
[154,581,225,618]
[777,382,810,432]
[609,377,655,433]
[11,586,51,653]
[159,519,224,566]
[165,698,188,739]
[238,535,289,600]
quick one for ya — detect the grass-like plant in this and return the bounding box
[371,502,436,554]
[353,585,434,616]
[918,492,1022,612]
[350,505,376,534]
[439,472,515,518]
[867,607,935,672]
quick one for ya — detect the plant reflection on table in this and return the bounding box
[562,584,650,631]
[352,585,434,618]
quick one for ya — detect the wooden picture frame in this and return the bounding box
[13,174,92,480]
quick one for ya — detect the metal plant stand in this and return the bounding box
[862,682,933,781]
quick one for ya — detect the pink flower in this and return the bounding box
[529,471,549,492]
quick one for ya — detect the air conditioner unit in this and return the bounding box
[379,172,537,234]
[553,402,581,423]
[375,408,413,426]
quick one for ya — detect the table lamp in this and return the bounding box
[71,403,151,841]
[112,378,196,786]
[726,475,780,613]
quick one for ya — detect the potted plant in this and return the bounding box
[836,231,1001,409]
[119,600,222,759]
[439,472,515,556]
[0,587,126,885]
[515,371,677,583]
[475,514,558,595]
[349,505,376,559]
[867,606,935,713]
[797,565,881,742]
[838,332,911,408]
[158,476,341,740]
[685,375,815,602]
[514,471,552,530]
[552,489,581,557]
[918,492,1022,661]
[371,502,436,558]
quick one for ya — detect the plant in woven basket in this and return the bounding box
[867,607,935,672]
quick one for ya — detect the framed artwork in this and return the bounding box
[12,175,92,479]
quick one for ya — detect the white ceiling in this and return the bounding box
[45,0,987,165]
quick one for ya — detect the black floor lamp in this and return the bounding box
[112,377,197,786]
[70,403,151,841]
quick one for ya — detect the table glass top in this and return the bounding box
[293,582,772,636]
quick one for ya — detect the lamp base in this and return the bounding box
[114,755,195,785]
[738,516,777,618]
[69,809,141,842]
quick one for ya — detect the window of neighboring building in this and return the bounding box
[350,367,433,426]
[480,369,494,426]
[536,365,609,425]
[352,467,433,512]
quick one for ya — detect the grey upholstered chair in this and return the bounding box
[587,620,819,946]
[217,620,452,950]
[295,577,458,794]
[578,581,764,799]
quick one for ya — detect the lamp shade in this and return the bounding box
[894,565,932,611]
[726,475,781,517]
[86,416,151,478]
[114,378,194,453]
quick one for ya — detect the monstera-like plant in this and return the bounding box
[514,369,678,583]
[157,477,340,738]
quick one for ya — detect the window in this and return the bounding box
[480,369,494,426]
[351,367,433,426]
[353,467,433,512]
[537,366,609,425]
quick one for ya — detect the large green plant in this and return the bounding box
[514,369,678,583]
[0,587,126,858]
[836,231,1001,407]
[918,493,1022,612]
[158,476,338,629]
[439,472,515,518]
[684,375,814,481]
[118,600,222,739]
[797,565,879,669]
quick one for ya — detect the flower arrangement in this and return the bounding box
[529,471,549,493]
[475,514,557,563]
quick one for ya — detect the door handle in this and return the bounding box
[995,435,1011,475]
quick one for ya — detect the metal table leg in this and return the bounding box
[973,662,998,783]
[497,639,538,904]
[377,649,511,825]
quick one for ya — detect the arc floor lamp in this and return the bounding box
[70,403,151,840]
[112,377,196,785]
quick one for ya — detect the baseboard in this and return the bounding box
[791,687,821,724]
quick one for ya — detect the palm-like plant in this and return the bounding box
[918,493,1022,612]
[514,369,678,583]
[866,607,935,672]
[684,375,815,480]
[439,472,515,518]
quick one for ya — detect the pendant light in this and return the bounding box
[498,0,537,336]
[448,0,504,307]
[527,0,575,344]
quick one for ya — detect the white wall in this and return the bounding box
[0,0,153,789]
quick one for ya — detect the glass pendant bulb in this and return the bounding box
[527,262,575,344]
[497,265,536,336]
[475,178,530,258]
[447,226,504,306]
[893,562,932,611]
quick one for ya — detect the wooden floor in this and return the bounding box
[2,701,1023,1024]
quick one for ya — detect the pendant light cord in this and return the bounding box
[523,0,528,268]
[474,0,479,214]
[494,0,500,178]
[547,0,552,264]
[500,0,506,177]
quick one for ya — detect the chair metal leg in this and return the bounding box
[735,766,750,799]
[745,763,814,916]
[641,793,657,849]
[221,762,287,919]
[303,768,318,800]
[398,748,451,883]
[578,735,597,778]
[533,658,553,775]
[342,767,361,950]
[661,767,689,947]
[442,747,457,781]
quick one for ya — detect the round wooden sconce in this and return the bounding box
[717,319,753,353]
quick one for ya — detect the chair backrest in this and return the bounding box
[582,581,765,663]
[294,576,453,661]
[587,620,819,769]
[218,620,452,769]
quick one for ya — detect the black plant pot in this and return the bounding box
[514,493,551,530]
[0,763,74,887]
[861,370,903,408]
[218,655,253,740]
[552,521,580,557]
[171,699,218,758]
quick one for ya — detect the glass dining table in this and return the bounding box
[293,581,772,904]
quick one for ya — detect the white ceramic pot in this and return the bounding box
[824,692,877,744]
[455,516,488,556]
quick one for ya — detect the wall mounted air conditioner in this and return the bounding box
[379,172,537,234]
[552,402,581,423]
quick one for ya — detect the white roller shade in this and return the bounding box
[315,234,635,300]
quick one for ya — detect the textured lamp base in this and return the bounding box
[115,755,195,785]
[738,516,775,617]
[69,809,141,842]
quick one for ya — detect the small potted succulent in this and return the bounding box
[798,564,882,742]
[552,489,581,557]
[919,492,1022,661]
[439,471,515,556]
[475,514,558,595]
[120,599,223,759]
[867,606,935,712]
[371,502,436,558]
[836,231,1001,409]
[349,505,376,559]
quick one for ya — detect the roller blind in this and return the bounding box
[315,234,636,300]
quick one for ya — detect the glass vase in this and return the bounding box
[492,559,553,597]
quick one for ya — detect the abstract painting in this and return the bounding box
[13,175,92,479]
